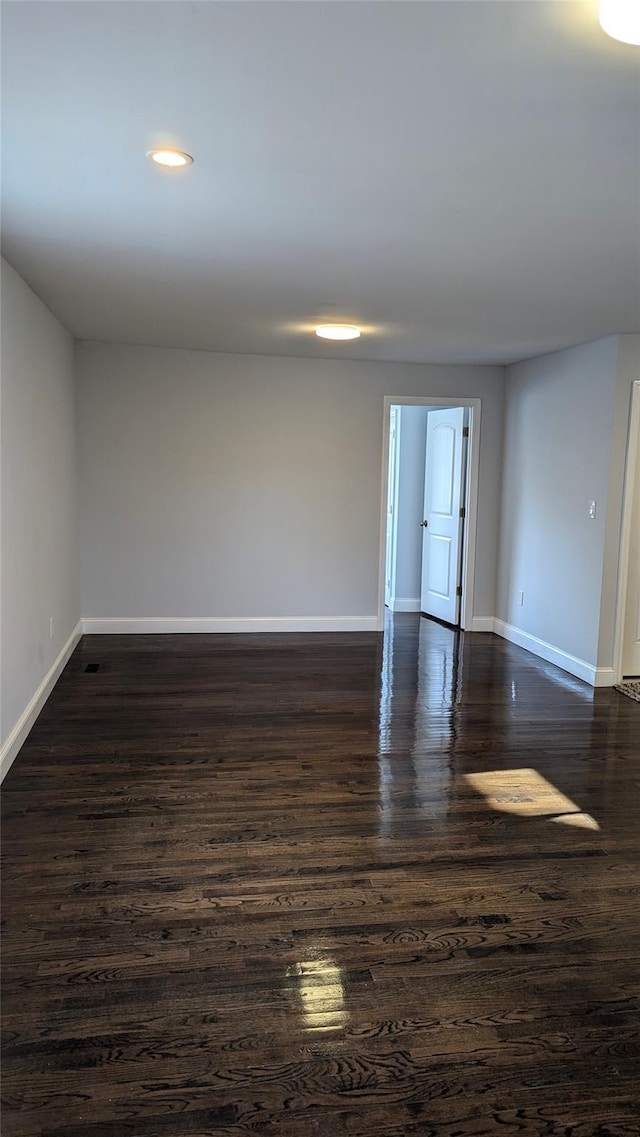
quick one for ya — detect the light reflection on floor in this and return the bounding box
[377,614,603,835]
[286,959,348,1033]
[378,615,456,835]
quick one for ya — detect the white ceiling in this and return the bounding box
[2,0,639,365]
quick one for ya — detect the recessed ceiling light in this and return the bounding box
[599,0,640,44]
[147,148,194,169]
[315,324,361,341]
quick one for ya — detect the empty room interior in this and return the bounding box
[2,1,640,1134]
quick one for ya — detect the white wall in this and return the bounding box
[497,336,621,678]
[391,406,429,610]
[76,343,504,627]
[1,259,79,769]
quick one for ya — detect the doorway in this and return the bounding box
[614,380,640,680]
[378,396,481,633]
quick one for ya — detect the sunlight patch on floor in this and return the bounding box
[550,811,600,830]
[463,768,600,830]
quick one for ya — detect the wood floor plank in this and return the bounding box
[2,615,639,1136]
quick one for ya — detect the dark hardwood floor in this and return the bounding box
[2,615,640,1136]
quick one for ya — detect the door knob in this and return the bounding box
[420,520,429,527]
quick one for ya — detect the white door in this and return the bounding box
[420,407,466,625]
[385,408,399,607]
[622,420,640,676]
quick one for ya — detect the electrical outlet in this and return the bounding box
[49,617,54,639]
[517,591,525,606]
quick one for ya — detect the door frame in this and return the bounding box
[385,406,402,608]
[377,395,482,632]
[612,380,640,682]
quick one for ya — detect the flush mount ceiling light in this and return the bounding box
[599,0,640,44]
[147,148,194,168]
[315,324,361,341]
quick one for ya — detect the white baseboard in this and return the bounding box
[468,617,495,632]
[492,618,613,687]
[389,597,421,613]
[0,620,82,782]
[593,667,616,688]
[81,616,380,634]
